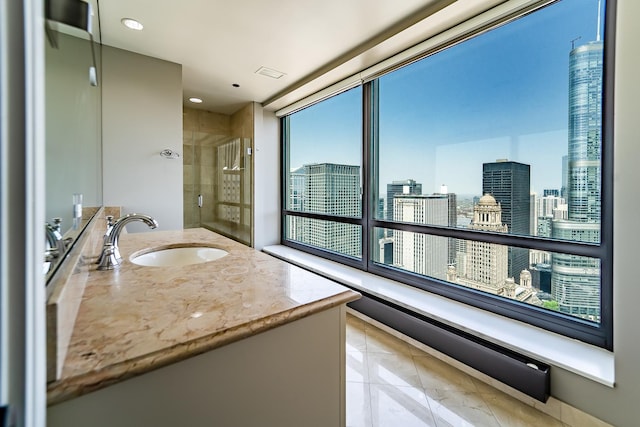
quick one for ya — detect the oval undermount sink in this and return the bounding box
[130,246,228,267]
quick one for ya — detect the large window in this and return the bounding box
[283,87,364,261]
[282,0,613,349]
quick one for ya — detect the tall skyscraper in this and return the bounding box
[435,184,458,265]
[386,179,422,221]
[561,155,569,200]
[551,40,603,320]
[393,194,448,280]
[289,163,361,257]
[446,194,537,303]
[530,192,537,235]
[566,42,603,224]
[530,192,563,267]
[463,194,509,289]
[482,160,531,282]
[289,166,306,211]
[288,166,307,242]
[538,194,566,218]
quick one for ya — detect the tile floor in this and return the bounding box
[345,313,569,427]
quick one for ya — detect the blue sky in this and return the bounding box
[289,0,604,197]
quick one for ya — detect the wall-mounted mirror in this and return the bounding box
[44,0,103,281]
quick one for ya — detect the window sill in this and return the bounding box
[263,244,615,387]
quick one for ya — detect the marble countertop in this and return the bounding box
[46,228,360,405]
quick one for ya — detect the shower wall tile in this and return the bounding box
[183,187,195,228]
[183,143,194,165]
[200,166,214,186]
[200,146,215,166]
[183,164,194,185]
[183,108,197,131]
[199,110,230,133]
[231,103,253,138]
[200,184,215,223]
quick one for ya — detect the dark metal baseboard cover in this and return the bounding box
[0,405,8,427]
[348,292,550,402]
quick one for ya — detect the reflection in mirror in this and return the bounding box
[44,0,102,282]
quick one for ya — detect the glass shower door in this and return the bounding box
[183,106,253,246]
[213,137,252,245]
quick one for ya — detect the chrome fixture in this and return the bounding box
[95,215,115,267]
[45,218,67,259]
[97,213,158,270]
[160,149,180,159]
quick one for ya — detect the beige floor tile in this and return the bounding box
[365,325,413,355]
[367,352,423,388]
[409,342,434,357]
[347,381,373,427]
[347,350,370,383]
[346,324,368,353]
[370,383,437,427]
[425,390,501,427]
[341,317,601,427]
[347,313,367,330]
[414,355,479,393]
[560,404,613,427]
[470,376,547,417]
[468,376,503,395]
[482,391,565,427]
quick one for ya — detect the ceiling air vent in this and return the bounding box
[255,66,286,79]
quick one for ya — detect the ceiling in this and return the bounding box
[98,0,500,115]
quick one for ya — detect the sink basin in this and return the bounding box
[130,246,228,267]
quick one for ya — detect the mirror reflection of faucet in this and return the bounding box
[96,213,158,270]
[45,218,67,259]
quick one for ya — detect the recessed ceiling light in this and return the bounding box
[189,97,203,104]
[121,18,143,31]
[255,66,286,79]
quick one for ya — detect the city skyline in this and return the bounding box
[288,0,604,197]
[286,0,605,322]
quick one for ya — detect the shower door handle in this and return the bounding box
[198,194,203,208]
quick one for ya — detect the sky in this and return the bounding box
[288,0,605,197]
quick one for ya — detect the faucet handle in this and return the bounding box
[104,215,115,236]
[52,217,62,231]
[96,243,119,271]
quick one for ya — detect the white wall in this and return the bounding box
[253,105,280,249]
[102,46,183,232]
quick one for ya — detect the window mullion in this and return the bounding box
[363,80,378,271]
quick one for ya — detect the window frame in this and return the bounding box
[280,0,615,350]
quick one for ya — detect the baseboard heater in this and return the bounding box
[348,291,550,402]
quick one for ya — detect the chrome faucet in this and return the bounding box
[45,218,66,259]
[97,213,158,270]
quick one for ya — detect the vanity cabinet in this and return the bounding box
[49,306,347,427]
